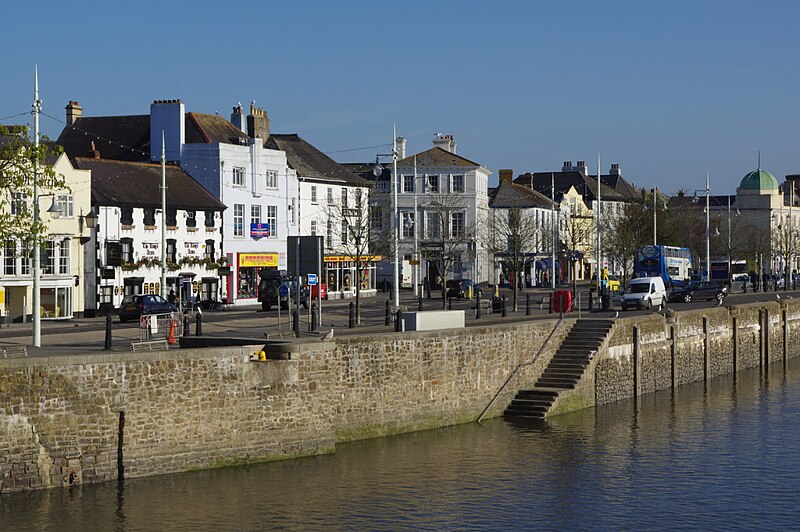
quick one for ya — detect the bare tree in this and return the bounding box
[562,202,595,293]
[419,188,476,309]
[486,207,540,311]
[325,185,387,323]
[771,213,800,285]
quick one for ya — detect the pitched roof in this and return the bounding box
[515,171,626,205]
[73,158,226,210]
[265,134,369,186]
[57,113,249,162]
[600,173,640,199]
[397,146,482,168]
[489,179,554,209]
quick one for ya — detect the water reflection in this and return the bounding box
[3,359,800,530]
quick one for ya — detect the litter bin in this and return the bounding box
[552,290,573,313]
[601,294,611,311]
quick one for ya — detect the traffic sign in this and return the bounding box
[307,273,318,286]
[278,285,289,298]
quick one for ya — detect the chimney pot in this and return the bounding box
[65,100,83,126]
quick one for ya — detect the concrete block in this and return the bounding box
[404,310,465,331]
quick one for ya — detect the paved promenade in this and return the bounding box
[0,284,795,357]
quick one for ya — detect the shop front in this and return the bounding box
[324,255,380,300]
[233,252,280,304]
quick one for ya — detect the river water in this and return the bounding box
[3,358,800,531]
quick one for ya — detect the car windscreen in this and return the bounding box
[627,284,650,294]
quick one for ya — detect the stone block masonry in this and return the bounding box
[0,320,570,493]
[4,298,797,493]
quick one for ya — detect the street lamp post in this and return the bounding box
[31,66,63,347]
[692,173,711,281]
[373,130,400,308]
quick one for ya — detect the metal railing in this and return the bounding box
[475,294,577,424]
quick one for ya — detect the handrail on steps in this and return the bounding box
[475,292,578,424]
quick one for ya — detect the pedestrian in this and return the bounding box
[168,289,177,305]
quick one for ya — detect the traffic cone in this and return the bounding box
[167,319,177,344]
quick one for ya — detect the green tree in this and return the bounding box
[0,125,67,250]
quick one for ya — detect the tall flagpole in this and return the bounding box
[160,130,167,297]
[413,155,418,297]
[653,187,658,246]
[551,172,556,290]
[705,171,710,282]
[32,65,42,347]
[392,126,399,308]
[596,153,602,280]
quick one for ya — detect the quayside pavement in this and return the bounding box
[0,284,796,357]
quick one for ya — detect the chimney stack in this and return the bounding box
[65,101,82,126]
[432,133,456,153]
[149,99,185,162]
[562,161,573,172]
[610,163,621,176]
[231,103,244,131]
[575,160,587,175]
[246,102,270,141]
[395,137,407,159]
[499,169,514,184]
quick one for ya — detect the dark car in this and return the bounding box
[669,281,727,303]
[446,279,482,299]
[118,294,178,323]
[257,269,310,311]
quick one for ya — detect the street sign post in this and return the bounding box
[307,273,318,286]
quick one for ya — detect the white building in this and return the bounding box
[57,100,298,307]
[382,134,492,289]
[73,157,225,313]
[266,134,376,298]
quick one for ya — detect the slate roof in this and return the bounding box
[265,134,369,187]
[600,173,640,199]
[514,171,626,206]
[397,147,482,168]
[73,158,226,211]
[489,179,554,209]
[57,113,249,162]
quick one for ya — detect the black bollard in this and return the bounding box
[476,293,482,319]
[385,299,391,326]
[195,312,203,336]
[501,296,507,317]
[448,296,453,310]
[395,308,403,332]
[549,293,553,314]
[418,296,423,311]
[310,303,317,332]
[293,310,300,338]
[348,302,355,329]
[526,293,531,316]
[589,290,594,311]
[104,314,112,350]
[183,314,190,337]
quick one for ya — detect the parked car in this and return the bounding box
[257,269,310,311]
[118,294,178,323]
[446,279,482,299]
[621,276,667,311]
[669,281,727,303]
[590,273,621,293]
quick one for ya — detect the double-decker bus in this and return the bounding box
[635,245,693,287]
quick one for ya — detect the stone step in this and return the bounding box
[515,389,559,399]
[541,369,584,379]
[503,410,545,419]
[536,378,578,389]
[505,406,549,417]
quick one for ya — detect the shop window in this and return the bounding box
[238,267,257,299]
[99,285,113,304]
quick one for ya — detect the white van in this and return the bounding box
[621,277,667,311]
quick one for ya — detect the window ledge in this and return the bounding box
[122,224,135,230]
[205,227,217,232]
[144,225,157,230]
[187,227,199,232]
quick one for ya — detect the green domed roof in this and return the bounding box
[739,169,778,190]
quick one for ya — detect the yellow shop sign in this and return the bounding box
[238,253,279,267]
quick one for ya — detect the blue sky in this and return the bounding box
[2,0,798,194]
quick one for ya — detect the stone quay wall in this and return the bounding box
[0,320,569,493]
[4,298,797,494]
[595,300,800,404]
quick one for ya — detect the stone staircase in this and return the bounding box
[503,319,613,420]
